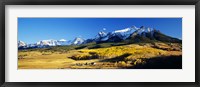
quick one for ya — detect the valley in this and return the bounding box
[18,42,182,69]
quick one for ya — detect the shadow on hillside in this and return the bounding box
[75,45,87,50]
[99,53,132,62]
[99,54,182,69]
[127,55,182,69]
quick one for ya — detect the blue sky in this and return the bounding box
[18,18,182,44]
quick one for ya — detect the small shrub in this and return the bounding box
[133,59,146,65]
[117,61,127,67]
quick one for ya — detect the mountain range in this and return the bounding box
[18,25,181,49]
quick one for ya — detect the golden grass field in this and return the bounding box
[18,42,182,69]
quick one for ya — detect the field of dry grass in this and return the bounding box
[18,42,182,69]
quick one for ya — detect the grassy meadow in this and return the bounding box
[18,42,182,69]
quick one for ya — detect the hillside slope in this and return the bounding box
[18,42,182,69]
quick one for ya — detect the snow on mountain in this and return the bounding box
[58,39,72,45]
[98,31,107,37]
[131,26,154,37]
[18,25,160,49]
[113,28,132,33]
[18,41,27,47]
[59,39,67,42]
[72,37,85,45]
[36,40,60,46]
[95,31,109,41]
[136,26,148,35]
[18,39,73,49]
[27,43,37,48]
[93,25,158,42]
[94,25,153,42]
[110,26,138,40]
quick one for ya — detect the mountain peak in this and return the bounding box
[131,25,139,30]
[98,31,107,37]
[18,40,27,47]
[72,37,85,45]
[36,39,60,46]
[59,39,67,42]
[140,26,145,28]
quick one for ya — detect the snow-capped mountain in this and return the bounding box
[110,26,138,40]
[98,31,107,37]
[130,26,154,37]
[18,25,181,49]
[94,26,138,42]
[94,26,139,42]
[93,25,181,43]
[59,39,67,42]
[35,39,73,47]
[19,40,68,49]
[18,41,27,47]
[71,37,85,45]
[58,39,72,45]
[18,38,84,49]
[95,31,108,41]
[27,43,37,48]
[36,40,60,47]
